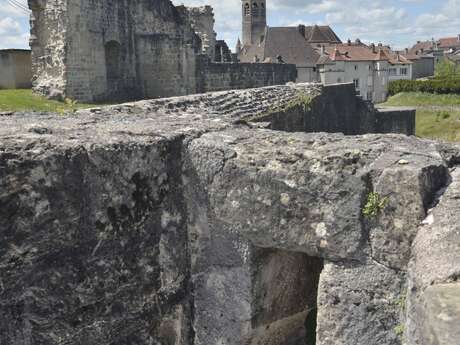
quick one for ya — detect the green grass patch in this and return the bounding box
[0,89,102,113]
[382,92,460,142]
[384,92,460,107]
[415,108,460,142]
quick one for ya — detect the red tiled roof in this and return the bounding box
[438,37,460,49]
[324,45,386,62]
[387,52,413,65]
[408,41,436,55]
[304,25,342,44]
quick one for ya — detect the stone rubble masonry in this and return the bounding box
[181,6,217,60]
[0,83,457,345]
[27,0,296,103]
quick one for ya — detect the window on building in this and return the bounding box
[400,68,408,75]
[252,3,258,16]
[354,65,358,70]
[367,91,373,100]
[313,67,317,72]
[353,78,360,89]
[389,68,397,76]
[244,3,250,16]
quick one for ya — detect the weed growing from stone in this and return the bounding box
[392,294,407,341]
[363,192,388,218]
[394,324,405,339]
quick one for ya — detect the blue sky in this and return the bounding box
[1,0,459,51]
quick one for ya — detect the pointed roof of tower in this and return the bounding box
[236,38,242,52]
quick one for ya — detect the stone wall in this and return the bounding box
[242,83,415,136]
[0,84,455,345]
[0,50,32,89]
[28,0,68,96]
[197,60,298,93]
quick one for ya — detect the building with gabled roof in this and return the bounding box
[238,26,322,82]
[438,35,460,52]
[316,43,391,102]
[237,0,341,82]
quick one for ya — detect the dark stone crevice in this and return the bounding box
[249,248,324,345]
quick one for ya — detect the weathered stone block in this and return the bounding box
[0,84,457,345]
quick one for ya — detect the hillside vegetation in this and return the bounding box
[383,92,460,142]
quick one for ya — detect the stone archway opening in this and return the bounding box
[249,248,324,345]
[105,40,122,96]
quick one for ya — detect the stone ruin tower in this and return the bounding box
[241,0,267,47]
[27,0,202,102]
[183,6,217,61]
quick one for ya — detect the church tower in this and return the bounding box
[241,0,267,47]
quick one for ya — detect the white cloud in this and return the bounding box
[0,17,21,35]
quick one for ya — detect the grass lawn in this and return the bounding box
[0,89,101,113]
[415,108,460,142]
[382,92,460,142]
[384,92,460,107]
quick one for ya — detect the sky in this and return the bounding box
[1,0,459,51]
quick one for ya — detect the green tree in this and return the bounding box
[435,58,460,79]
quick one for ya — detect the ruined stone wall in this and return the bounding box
[0,84,457,345]
[197,60,298,93]
[181,6,217,60]
[28,0,68,97]
[28,0,297,102]
[28,0,201,102]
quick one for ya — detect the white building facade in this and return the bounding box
[317,46,390,103]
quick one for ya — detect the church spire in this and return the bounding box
[236,38,242,54]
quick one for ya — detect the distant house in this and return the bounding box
[0,49,32,89]
[408,40,444,65]
[438,35,460,53]
[400,52,435,79]
[316,44,390,103]
[408,35,460,67]
[385,50,413,81]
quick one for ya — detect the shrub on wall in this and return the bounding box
[388,79,460,96]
